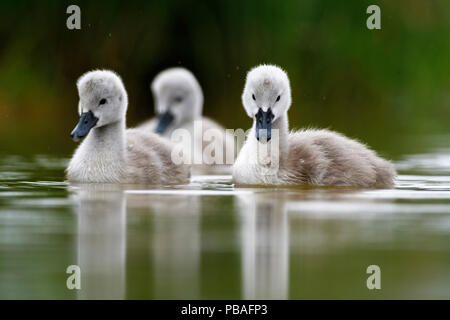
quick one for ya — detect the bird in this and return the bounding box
[66,70,190,184]
[138,67,235,173]
[232,64,396,188]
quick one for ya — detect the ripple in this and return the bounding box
[288,201,450,217]
[21,181,68,188]
[126,189,251,196]
[396,149,450,174]
[351,189,450,200]
[396,175,450,191]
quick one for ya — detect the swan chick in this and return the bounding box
[67,70,190,184]
[139,67,235,172]
[232,64,396,188]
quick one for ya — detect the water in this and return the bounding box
[1,148,450,299]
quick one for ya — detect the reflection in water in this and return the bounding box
[126,192,201,299]
[153,196,200,299]
[72,185,126,300]
[237,193,289,299]
[2,148,450,298]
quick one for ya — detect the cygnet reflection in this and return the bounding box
[72,184,126,299]
[127,192,201,299]
[237,193,289,299]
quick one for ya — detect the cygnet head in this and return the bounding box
[151,67,203,134]
[242,65,291,142]
[71,70,128,141]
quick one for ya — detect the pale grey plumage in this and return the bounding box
[66,70,190,184]
[139,67,235,172]
[233,65,396,188]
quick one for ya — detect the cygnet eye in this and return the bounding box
[276,95,281,102]
[174,96,183,103]
[252,94,256,101]
[99,98,107,105]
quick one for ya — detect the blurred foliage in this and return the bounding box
[0,0,448,157]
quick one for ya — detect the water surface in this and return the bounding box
[1,148,450,299]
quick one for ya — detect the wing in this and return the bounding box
[124,129,190,184]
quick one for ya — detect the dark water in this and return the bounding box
[1,145,450,299]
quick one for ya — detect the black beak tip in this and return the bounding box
[256,136,271,143]
[70,129,83,141]
[70,111,98,142]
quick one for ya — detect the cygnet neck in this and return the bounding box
[89,119,126,154]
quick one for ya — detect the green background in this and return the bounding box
[0,0,449,156]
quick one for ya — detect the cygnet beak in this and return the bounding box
[70,111,99,141]
[255,108,274,142]
[155,111,175,134]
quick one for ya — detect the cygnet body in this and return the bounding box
[232,65,396,188]
[139,67,235,173]
[67,70,190,184]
